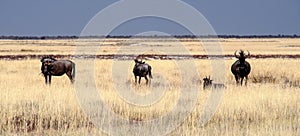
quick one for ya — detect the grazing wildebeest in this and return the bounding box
[231,50,251,86]
[203,76,226,90]
[133,59,152,84]
[40,56,75,85]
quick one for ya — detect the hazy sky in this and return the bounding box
[0,0,299,36]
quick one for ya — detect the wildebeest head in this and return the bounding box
[234,50,250,62]
[40,57,56,74]
[134,59,145,64]
[203,76,212,89]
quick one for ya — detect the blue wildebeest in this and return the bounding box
[133,59,153,84]
[203,76,226,90]
[231,50,251,86]
[40,56,75,85]
[203,76,213,90]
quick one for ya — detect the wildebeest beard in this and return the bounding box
[41,62,54,75]
[46,63,54,75]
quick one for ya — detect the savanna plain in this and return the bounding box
[0,38,299,135]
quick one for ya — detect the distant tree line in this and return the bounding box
[0,36,79,40]
[217,34,300,39]
[0,34,299,39]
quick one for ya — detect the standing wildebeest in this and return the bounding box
[231,50,251,86]
[40,57,75,85]
[203,76,226,90]
[133,59,153,84]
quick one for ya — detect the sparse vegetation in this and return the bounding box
[0,38,299,135]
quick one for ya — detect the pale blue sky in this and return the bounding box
[0,0,299,36]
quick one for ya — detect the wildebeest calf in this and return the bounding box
[203,76,226,90]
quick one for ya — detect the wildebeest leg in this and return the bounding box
[49,75,52,85]
[135,76,137,84]
[66,71,74,83]
[240,77,244,86]
[145,76,148,84]
[245,76,248,86]
[234,75,239,85]
[138,77,141,84]
[44,75,48,84]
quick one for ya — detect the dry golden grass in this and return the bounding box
[0,58,300,135]
[0,38,300,135]
[1,38,300,55]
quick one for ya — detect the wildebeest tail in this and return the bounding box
[149,66,153,78]
[72,62,75,80]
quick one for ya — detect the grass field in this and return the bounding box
[1,38,300,56]
[0,38,299,135]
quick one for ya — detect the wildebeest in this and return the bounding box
[40,56,75,85]
[203,76,226,90]
[231,50,251,86]
[203,76,213,90]
[133,59,153,84]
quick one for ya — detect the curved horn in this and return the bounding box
[234,50,239,58]
[40,57,45,62]
[246,50,250,58]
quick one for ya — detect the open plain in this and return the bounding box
[0,38,299,135]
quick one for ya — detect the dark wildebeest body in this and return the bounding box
[41,57,75,85]
[231,50,251,86]
[133,59,152,84]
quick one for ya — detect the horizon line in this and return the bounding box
[0,34,299,40]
